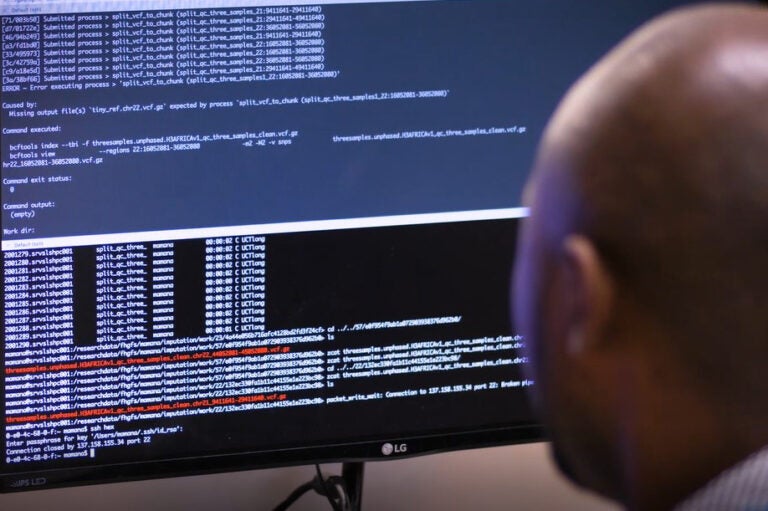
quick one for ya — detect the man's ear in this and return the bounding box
[559,235,615,355]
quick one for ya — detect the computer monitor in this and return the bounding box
[2,0,694,494]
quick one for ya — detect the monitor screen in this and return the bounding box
[2,0,692,492]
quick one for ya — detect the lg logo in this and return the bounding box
[381,442,407,456]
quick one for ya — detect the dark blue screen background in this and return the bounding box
[1,0,693,239]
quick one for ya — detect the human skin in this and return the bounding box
[512,4,768,510]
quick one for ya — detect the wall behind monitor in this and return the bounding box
[0,442,618,510]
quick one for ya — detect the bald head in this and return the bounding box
[514,3,768,509]
[534,3,768,400]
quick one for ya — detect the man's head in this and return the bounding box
[513,4,768,510]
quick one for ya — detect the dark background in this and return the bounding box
[2,0,694,239]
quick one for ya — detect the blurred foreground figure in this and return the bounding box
[513,4,768,511]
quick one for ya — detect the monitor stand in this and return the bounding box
[342,462,365,511]
[272,461,365,511]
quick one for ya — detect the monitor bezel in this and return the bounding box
[0,423,543,492]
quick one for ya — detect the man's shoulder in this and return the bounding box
[674,446,768,511]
